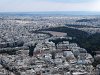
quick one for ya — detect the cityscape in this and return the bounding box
[0,14,100,75]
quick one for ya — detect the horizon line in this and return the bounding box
[0,11,100,16]
[0,11,100,12]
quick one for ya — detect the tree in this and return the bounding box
[51,51,56,59]
[28,43,37,57]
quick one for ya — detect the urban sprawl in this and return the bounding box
[0,15,100,75]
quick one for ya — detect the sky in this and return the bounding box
[0,0,100,12]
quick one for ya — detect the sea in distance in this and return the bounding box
[0,11,100,16]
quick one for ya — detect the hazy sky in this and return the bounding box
[0,0,100,12]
